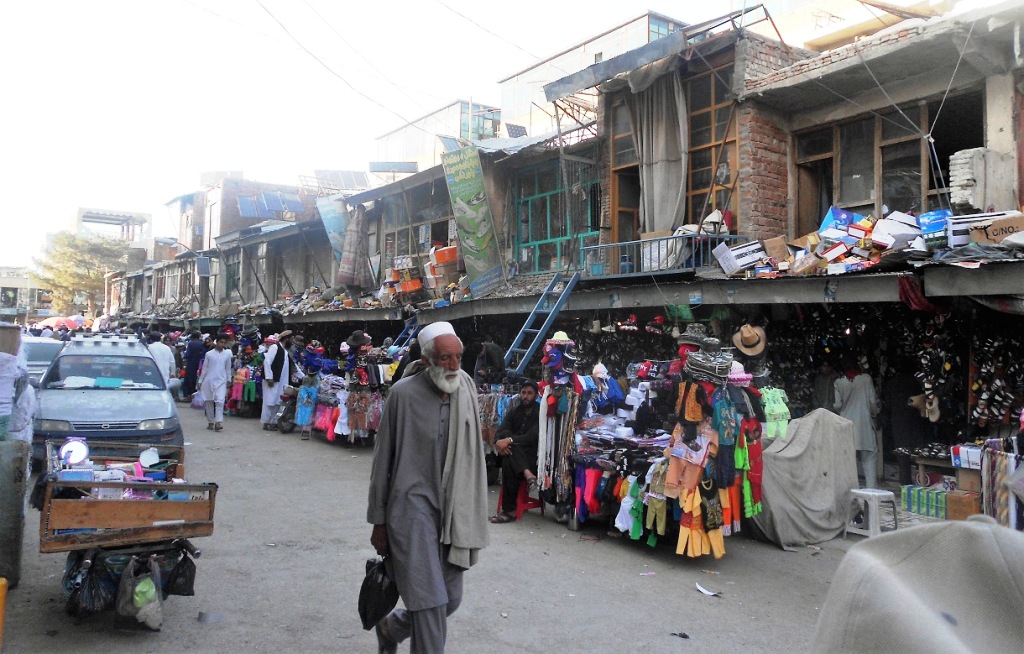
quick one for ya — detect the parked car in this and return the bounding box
[32,332,184,464]
[19,335,64,386]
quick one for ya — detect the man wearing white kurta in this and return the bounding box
[197,334,233,431]
[261,330,292,430]
[147,332,177,384]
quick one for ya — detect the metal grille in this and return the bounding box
[70,421,138,431]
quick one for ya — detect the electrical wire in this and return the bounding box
[254,0,438,138]
[299,0,450,112]
[928,20,976,136]
[429,0,572,78]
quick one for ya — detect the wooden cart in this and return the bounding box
[38,441,217,554]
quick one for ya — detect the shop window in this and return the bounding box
[794,90,983,220]
[0,287,17,308]
[515,154,600,274]
[882,141,924,214]
[380,182,453,265]
[839,118,874,204]
[225,253,240,298]
[611,103,637,168]
[686,64,737,222]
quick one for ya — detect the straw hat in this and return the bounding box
[732,324,766,356]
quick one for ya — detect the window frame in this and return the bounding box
[514,155,601,274]
[792,98,965,219]
[685,63,737,224]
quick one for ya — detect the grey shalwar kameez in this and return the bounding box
[367,365,488,652]
[834,372,880,488]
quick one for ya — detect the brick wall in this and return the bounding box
[737,102,790,240]
[743,27,921,93]
[735,33,816,91]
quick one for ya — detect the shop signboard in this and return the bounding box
[315,194,350,263]
[441,146,503,299]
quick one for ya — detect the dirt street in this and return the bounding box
[5,405,853,653]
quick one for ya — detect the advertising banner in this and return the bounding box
[316,194,350,263]
[441,146,504,298]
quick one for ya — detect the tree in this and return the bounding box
[33,232,130,316]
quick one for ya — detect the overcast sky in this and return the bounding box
[1,0,748,267]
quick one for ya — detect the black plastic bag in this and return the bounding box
[358,556,399,631]
[165,553,196,597]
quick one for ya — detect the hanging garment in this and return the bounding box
[295,385,318,427]
[761,387,791,439]
[614,476,638,533]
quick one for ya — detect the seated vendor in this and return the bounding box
[490,380,540,524]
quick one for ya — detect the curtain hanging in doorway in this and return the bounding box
[626,60,688,234]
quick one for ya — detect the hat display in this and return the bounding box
[417,322,456,349]
[685,337,734,383]
[346,330,372,348]
[678,323,708,346]
[264,334,279,345]
[592,362,609,379]
[727,361,752,386]
[549,330,574,344]
[339,342,351,355]
[733,324,767,356]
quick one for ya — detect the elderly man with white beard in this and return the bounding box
[367,321,489,654]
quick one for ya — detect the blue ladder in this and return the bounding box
[393,316,421,350]
[504,271,580,376]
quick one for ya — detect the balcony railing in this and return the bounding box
[579,232,743,279]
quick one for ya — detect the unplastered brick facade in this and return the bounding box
[737,103,789,239]
[744,27,919,93]
[732,34,812,240]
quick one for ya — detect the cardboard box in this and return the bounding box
[788,231,820,251]
[847,224,871,239]
[713,240,766,275]
[821,242,849,262]
[762,236,789,262]
[430,246,458,265]
[399,279,423,293]
[873,218,921,250]
[818,206,863,233]
[968,211,1024,244]
[956,468,981,493]
[946,490,981,520]
[947,211,1021,247]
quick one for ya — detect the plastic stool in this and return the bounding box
[496,480,544,521]
[845,488,899,538]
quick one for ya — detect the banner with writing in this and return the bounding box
[441,146,503,298]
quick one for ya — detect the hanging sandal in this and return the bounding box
[490,513,515,524]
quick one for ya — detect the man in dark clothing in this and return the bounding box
[473,341,506,388]
[490,380,540,524]
[183,330,206,398]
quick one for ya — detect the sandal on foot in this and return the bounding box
[207,423,214,430]
[214,423,223,431]
[527,477,539,494]
[490,513,516,524]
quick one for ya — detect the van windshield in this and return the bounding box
[45,355,165,390]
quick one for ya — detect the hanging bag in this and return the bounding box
[358,556,399,631]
